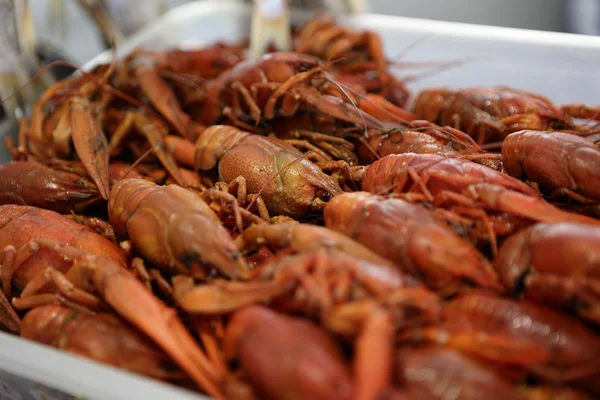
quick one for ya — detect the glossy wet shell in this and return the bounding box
[503,130,600,201]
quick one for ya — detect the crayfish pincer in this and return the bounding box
[194,125,345,219]
[108,179,249,279]
[0,161,102,213]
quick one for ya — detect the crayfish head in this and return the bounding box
[293,177,341,219]
[310,188,335,213]
[274,153,343,219]
[412,88,454,123]
[169,213,250,280]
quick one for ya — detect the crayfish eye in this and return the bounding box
[317,191,333,202]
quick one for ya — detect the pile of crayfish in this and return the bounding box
[1,14,600,400]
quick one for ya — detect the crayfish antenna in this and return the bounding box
[400,58,473,83]
[387,34,474,83]
[389,34,434,63]
[321,77,377,133]
[329,78,418,125]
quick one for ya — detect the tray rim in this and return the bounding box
[3,1,600,399]
[0,330,206,400]
[84,0,600,70]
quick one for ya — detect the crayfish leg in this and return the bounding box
[0,291,20,332]
[108,112,186,186]
[131,257,153,290]
[65,215,118,244]
[194,318,229,380]
[263,68,321,120]
[15,266,101,309]
[497,113,544,134]
[284,139,332,162]
[231,81,262,125]
[244,194,271,222]
[165,135,195,168]
[172,277,288,314]
[200,188,267,228]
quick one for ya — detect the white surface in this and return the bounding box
[86,0,600,107]
[0,331,206,400]
[366,0,565,32]
[1,1,600,399]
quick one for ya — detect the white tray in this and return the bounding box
[1,1,600,399]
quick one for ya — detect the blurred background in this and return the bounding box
[1,0,598,128]
[22,0,600,65]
